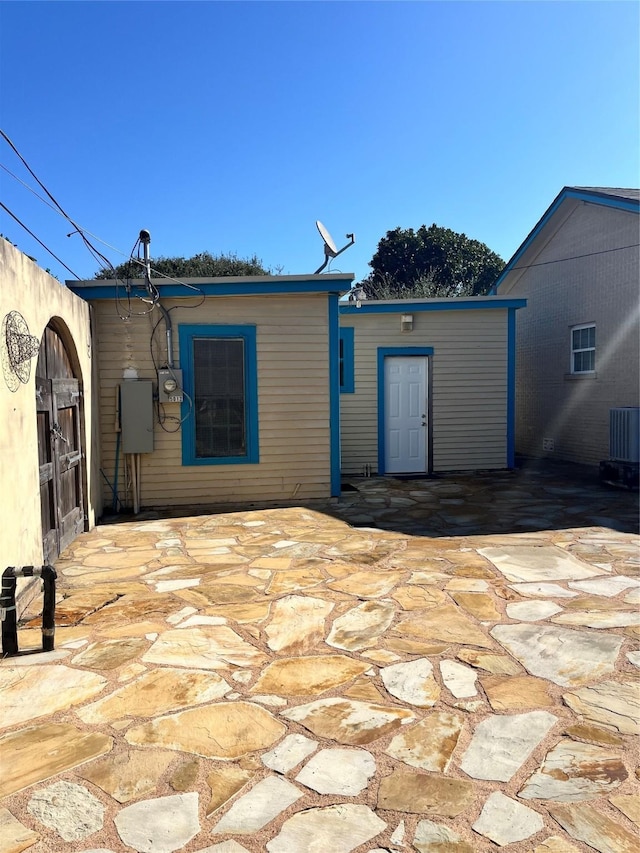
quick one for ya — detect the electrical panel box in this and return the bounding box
[157,368,184,403]
[120,380,154,453]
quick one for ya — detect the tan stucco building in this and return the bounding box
[0,238,97,576]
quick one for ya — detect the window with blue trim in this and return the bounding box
[179,325,259,465]
[339,327,355,393]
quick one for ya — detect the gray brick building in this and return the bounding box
[495,187,639,467]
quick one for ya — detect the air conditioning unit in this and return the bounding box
[609,408,640,463]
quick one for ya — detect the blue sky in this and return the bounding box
[0,1,638,283]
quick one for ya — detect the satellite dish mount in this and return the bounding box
[314,221,355,274]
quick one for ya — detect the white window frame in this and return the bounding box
[570,323,596,374]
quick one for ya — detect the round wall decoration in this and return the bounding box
[2,311,40,391]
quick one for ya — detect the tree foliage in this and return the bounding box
[362,224,505,299]
[95,251,271,280]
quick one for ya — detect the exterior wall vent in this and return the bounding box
[609,408,640,463]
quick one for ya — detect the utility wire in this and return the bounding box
[0,128,119,275]
[505,242,640,274]
[1,162,64,217]
[0,200,80,278]
[0,161,130,260]
[3,132,637,284]
[126,256,207,295]
[0,131,159,316]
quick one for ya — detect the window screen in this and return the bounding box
[193,337,246,458]
[571,325,596,373]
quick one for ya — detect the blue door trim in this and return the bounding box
[377,347,434,475]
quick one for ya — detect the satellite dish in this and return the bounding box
[314,220,355,274]
[316,220,338,257]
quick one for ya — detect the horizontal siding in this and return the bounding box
[340,310,508,474]
[94,294,332,508]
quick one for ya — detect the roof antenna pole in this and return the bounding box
[139,229,152,295]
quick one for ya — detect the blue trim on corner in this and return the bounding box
[339,327,355,393]
[492,187,640,293]
[376,347,434,475]
[340,298,525,315]
[179,324,259,466]
[506,308,516,468]
[328,294,341,497]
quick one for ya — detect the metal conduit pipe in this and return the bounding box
[157,303,174,369]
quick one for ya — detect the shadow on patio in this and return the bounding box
[1,464,638,852]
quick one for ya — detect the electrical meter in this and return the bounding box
[157,369,184,403]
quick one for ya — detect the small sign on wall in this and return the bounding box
[543,438,555,452]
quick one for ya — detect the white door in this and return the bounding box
[384,356,428,473]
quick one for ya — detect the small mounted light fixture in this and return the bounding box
[348,285,367,309]
[401,314,414,332]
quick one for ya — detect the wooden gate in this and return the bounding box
[36,326,85,563]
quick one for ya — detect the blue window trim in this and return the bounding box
[179,324,259,466]
[328,295,341,497]
[339,327,355,393]
[377,347,434,475]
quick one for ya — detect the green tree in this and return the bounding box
[362,224,505,299]
[95,251,272,280]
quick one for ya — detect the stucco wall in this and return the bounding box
[0,239,97,572]
[503,202,639,466]
[340,307,511,474]
[91,293,333,508]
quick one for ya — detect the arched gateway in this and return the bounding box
[36,322,86,563]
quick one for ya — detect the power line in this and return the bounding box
[126,257,207,295]
[1,162,62,216]
[3,132,211,321]
[0,130,157,319]
[0,128,118,274]
[4,131,637,288]
[0,200,80,278]
[505,242,640,274]
[0,161,130,259]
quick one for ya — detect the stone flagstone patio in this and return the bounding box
[0,466,638,853]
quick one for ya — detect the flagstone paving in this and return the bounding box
[0,466,638,852]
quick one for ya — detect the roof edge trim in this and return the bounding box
[340,298,526,314]
[67,275,354,300]
[492,187,639,293]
